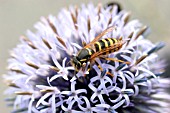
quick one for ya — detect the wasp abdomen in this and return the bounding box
[94,38,121,54]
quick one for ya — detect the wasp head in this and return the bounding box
[72,56,82,70]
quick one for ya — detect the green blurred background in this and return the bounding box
[0,0,170,112]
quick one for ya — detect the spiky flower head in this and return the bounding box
[4,3,170,113]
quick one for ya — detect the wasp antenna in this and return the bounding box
[74,70,83,83]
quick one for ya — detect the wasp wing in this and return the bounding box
[90,42,122,60]
[84,26,116,48]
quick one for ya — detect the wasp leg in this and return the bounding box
[83,63,92,77]
[83,59,96,77]
[94,60,103,71]
[74,70,83,83]
[106,72,114,77]
[82,62,87,72]
[95,60,114,77]
[102,57,130,65]
[83,60,114,78]
[83,60,103,77]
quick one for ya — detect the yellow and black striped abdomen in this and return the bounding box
[94,38,120,53]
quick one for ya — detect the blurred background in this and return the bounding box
[0,0,169,112]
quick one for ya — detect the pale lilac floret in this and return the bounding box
[3,3,170,113]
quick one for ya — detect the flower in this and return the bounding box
[4,2,170,113]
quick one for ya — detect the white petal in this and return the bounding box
[134,85,139,96]
[36,92,52,107]
[112,99,125,109]
[50,74,63,82]
[90,93,98,103]
[98,94,105,104]
[71,42,82,49]
[109,94,123,103]
[51,94,56,113]
[123,94,130,107]
[28,95,34,113]
[138,66,157,78]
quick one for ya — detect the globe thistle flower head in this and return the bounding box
[4,2,170,113]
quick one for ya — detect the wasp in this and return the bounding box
[71,26,129,77]
[46,20,128,81]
